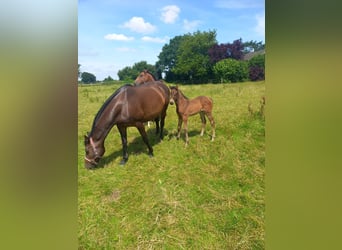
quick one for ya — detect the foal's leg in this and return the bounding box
[136,122,154,157]
[206,112,216,141]
[183,116,189,146]
[200,111,206,136]
[176,115,183,140]
[117,125,128,165]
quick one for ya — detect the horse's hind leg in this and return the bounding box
[154,117,160,135]
[159,114,165,140]
[200,111,206,136]
[206,112,216,141]
[136,123,154,157]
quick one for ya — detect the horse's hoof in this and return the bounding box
[148,153,154,158]
[119,159,127,166]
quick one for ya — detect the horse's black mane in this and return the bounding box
[89,84,132,136]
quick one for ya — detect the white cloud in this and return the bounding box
[254,13,265,37]
[104,33,134,41]
[215,0,264,9]
[122,17,156,34]
[141,36,169,43]
[160,5,180,24]
[183,19,201,31]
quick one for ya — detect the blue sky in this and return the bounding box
[79,0,265,80]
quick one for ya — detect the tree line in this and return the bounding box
[79,30,265,84]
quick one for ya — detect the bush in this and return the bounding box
[213,58,249,83]
[248,54,265,68]
[249,66,265,81]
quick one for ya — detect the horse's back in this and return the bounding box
[188,96,213,113]
[124,84,169,121]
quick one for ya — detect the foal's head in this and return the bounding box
[169,86,179,105]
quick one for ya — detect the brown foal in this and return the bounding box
[169,86,215,146]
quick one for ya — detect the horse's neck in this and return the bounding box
[90,120,113,146]
[176,91,189,111]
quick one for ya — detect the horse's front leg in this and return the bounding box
[117,125,128,165]
[136,122,154,157]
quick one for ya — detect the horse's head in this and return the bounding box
[84,134,104,169]
[169,86,179,105]
[134,70,155,85]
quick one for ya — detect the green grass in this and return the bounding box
[78,81,265,249]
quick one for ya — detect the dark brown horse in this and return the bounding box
[84,82,170,168]
[134,70,158,85]
[134,70,163,128]
[169,86,215,146]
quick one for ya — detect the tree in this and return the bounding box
[103,76,114,82]
[172,30,217,83]
[81,72,96,83]
[156,35,189,82]
[208,38,244,64]
[213,58,248,83]
[242,40,265,53]
[117,61,156,81]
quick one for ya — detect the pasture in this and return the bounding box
[78,81,265,249]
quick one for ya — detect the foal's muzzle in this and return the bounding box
[169,98,175,105]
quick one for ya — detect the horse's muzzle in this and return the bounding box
[84,158,98,169]
[169,98,175,105]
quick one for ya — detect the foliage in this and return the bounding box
[213,58,249,83]
[116,30,265,84]
[117,61,156,81]
[172,30,217,82]
[103,76,114,82]
[81,72,96,83]
[78,81,265,249]
[248,54,265,81]
[242,40,265,54]
[156,35,188,82]
[249,66,265,81]
[248,54,265,68]
[156,30,217,83]
[208,38,244,64]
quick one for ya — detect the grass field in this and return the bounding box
[78,81,265,249]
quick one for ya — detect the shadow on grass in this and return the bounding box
[167,129,209,142]
[93,127,169,169]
